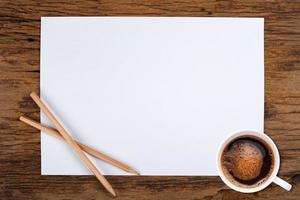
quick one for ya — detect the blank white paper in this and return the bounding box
[40,17,264,175]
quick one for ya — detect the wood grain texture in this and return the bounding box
[0,0,300,199]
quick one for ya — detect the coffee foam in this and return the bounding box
[223,140,264,180]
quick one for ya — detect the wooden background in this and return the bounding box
[1,0,300,199]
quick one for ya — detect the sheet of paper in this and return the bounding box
[40,17,264,175]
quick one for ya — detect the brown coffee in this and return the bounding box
[221,135,274,188]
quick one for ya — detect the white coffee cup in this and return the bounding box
[217,130,292,193]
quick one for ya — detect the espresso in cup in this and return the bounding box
[221,135,274,188]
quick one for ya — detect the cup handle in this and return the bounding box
[273,176,292,191]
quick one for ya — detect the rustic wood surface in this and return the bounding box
[1,0,300,199]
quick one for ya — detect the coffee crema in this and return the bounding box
[221,135,274,188]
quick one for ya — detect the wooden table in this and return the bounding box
[1,1,299,199]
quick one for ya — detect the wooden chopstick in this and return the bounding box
[19,116,139,175]
[30,92,116,196]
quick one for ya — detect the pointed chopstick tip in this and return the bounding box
[107,185,117,197]
[128,169,140,175]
